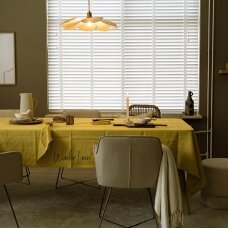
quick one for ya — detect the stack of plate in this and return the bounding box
[9,117,43,125]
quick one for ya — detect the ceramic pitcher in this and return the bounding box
[19,93,37,118]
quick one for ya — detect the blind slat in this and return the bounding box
[47,0,199,112]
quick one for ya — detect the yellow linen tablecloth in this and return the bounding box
[0,118,52,166]
[38,118,206,197]
[0,117,205,196]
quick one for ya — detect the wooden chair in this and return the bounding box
[94,136,163,228]
[0,151,23,228]
[129,104,161,118]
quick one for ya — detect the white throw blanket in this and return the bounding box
[155,145,183,228]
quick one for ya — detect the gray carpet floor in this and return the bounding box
[0,167,228,228]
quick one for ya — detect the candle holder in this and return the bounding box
[124,95,132,124]
[125,110,133,124]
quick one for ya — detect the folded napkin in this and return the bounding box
[155,145,183,228]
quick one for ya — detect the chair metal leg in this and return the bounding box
[24,167,30,185]
[178,169,190,215]
[147,188,160,228]
[99,187,112,228]
[4,185,20,228]
[98,188,159,228]
[55,167,61,189]
[20,167,30,185]
[55,167,100,190]
[99,187,107,218]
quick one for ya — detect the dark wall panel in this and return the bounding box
[0,0,47,116]
[212,0,228,157]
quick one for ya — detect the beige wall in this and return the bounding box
[0,0,227,157]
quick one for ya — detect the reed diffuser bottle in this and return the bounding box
[185,91,194,115]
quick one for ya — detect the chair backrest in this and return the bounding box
[129,104,161,118]
[94,136,163,189]
[0,109,19,118]
[0,151,23,184]
[63,109,101,118]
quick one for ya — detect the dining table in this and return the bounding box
[0,117,206,199]
[0,117,51,166]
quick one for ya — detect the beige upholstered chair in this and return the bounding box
[0,110,30,185]
[56,109,101,189]
[0,151,23,227]
[129,104,161,118]
[94,136,163,228]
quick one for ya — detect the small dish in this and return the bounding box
[15,110,32,119]
[137,117,152,125]
[15,113,31,120]
[9,118,43,125]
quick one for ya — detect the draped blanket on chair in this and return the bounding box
[155,145,184,228]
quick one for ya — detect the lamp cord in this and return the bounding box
[88,0,90,12]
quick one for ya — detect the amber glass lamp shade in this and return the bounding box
[60,1,117,32]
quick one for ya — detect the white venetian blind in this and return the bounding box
[47,0,199,113]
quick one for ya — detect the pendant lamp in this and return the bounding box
[60,0,117,31]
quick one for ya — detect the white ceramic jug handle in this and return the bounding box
[33,97,38,117]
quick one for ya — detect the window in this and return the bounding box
[47,0,199,113]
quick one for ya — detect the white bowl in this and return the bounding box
[138,117,152,124]
[15,113,31,120]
